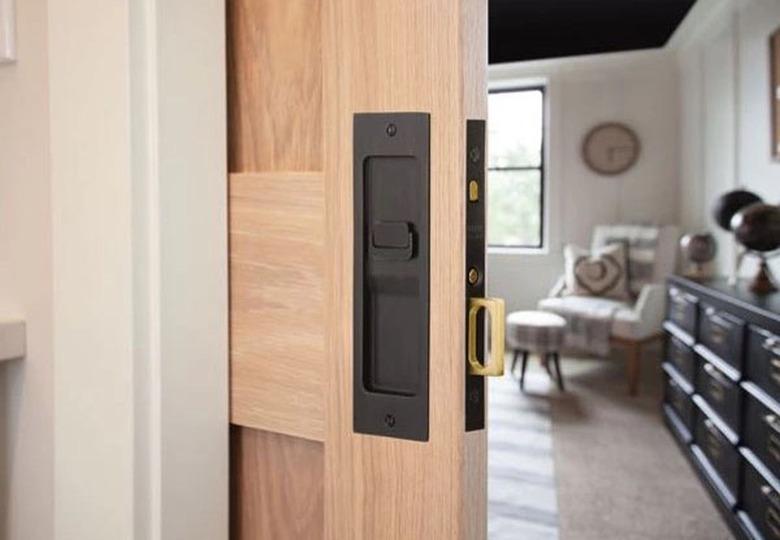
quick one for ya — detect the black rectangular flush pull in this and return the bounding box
[353,112,430,442]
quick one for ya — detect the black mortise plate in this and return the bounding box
[466,119,486,431]
[353,112,430,442]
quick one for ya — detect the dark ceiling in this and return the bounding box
[489,0,697,64]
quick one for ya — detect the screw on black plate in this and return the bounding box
[386,123,397,137]
[469,388,480,404]
[384,414,396,428]
[469,146,481,163]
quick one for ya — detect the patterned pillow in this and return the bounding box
[563,242,631,301]
[591,225,660,296]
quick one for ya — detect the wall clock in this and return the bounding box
[582,122,640,176]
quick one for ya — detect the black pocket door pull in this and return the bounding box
[353,112,430,442]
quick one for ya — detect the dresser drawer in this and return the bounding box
[668,286,698,336]
[748,327,780,404]
[665,374,694,432]
[699,304,745,372]
[694,410,740,499]
[666,334,696,385]
[745,391,780,482]
[698,360,741,433]
[742,458,780,540]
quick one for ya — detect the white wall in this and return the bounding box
[0,1,54,538]
[676,0,780,278]
[0,1,228,538]
[488,51,680,311]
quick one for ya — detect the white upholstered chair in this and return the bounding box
[538,225,680,395]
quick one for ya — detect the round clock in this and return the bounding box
[582,123,641,176]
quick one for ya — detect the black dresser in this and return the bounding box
[663,275,780,539]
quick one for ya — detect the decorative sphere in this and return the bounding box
[712,190,762,231]
[680,233,717,264]
[731,203,780,253]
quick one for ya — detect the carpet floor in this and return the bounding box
[488,348,734,540]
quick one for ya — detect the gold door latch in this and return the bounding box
[467,297,506,376]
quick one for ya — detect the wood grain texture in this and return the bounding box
[231,427,324,540]
[227,0,323,172]
[230,172,326,441]
[322,0,488,538]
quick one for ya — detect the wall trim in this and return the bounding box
[130,1,228,538]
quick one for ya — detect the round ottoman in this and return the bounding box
[506,310,567,391]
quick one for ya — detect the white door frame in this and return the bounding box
[129,1,228,538]
[48,1,228,538]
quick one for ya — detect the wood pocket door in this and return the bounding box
[228,0,489,538]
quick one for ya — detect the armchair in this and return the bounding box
[538,225,680,395]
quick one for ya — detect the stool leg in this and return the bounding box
[541,354,553,378]
[519,350,529,390]
[511,349,520,375]
[552,352,565,391]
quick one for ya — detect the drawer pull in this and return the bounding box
[703,362,728,384]
[671,342,689,367]
[766,414,780,434]
[763,484,780,509]
[703,418,723,459]
[704,418,721,437]
[709,324,727,346]
[672,306,687,324]
[704,308,731,345]
[770,433,780,463]
[703,364,727,402]
[705,433,722,460]
[764,336,780,356]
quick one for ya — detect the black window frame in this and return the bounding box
[487,85,546,250]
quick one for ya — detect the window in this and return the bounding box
[487,87,545,249]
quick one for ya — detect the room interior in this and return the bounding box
[485,0,780,538]
[0,0,779,538]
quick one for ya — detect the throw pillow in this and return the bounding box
[591,225,660,296]
[564,242,631,300]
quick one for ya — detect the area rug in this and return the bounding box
[548,350,732,540]
[488,364,559,540]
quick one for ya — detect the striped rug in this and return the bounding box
[488,360,559,540]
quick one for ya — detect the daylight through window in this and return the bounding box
[487,87,545,248]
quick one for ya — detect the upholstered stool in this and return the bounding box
[506,310,567,391]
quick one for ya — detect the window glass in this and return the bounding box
[487,88,545,248]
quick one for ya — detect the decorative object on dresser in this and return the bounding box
[731,203,780,295]
[680,232,717,280]
[662,275,780,540]
[712,189,763,286]
[582,123,640,176]
[539,224,679,395]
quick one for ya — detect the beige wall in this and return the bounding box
[0,0,54,538]
[488,50,681,311]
